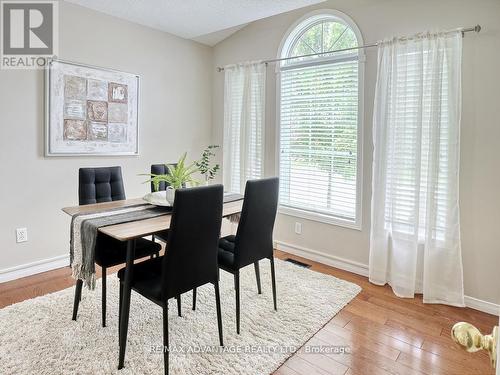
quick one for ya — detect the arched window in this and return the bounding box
[277,10,364,228]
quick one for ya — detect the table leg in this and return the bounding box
[118,238,136,370]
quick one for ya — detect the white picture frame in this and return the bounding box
[45,59,140,156]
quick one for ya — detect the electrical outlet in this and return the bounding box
[16,228,28,243]
[294,222,302,235]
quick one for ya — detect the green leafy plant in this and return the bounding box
[196,145,220,182]
[143,153,199,191]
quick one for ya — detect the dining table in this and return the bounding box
[62,195,244,369]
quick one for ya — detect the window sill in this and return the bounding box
[278,206,362,231]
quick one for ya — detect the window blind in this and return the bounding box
[279,58,359,221]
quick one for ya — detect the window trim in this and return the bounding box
[275,9,365,231]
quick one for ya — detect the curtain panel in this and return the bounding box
[369,31,464,306]
[223,62,266,194]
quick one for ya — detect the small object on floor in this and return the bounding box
[285,258,311,268]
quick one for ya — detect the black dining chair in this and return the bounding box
[72,166,162,327]
[117,185,224,375]
[200,177,279,334]
[150,163,175,243]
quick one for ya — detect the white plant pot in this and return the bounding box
[165,187,176,205]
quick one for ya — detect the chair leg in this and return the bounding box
[214,282,224,346]
[162,304,169,375]
[72,279,83,321]
[192,288,197,311]
[254,261,262,294]
[270,256,277,311]
[234,271,240,334]
[102,267,107,327]
[149,234,156,259]
[177,295,181,317]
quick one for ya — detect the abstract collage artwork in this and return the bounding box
[46,60,139,156]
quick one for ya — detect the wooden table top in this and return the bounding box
[62,198,243,241]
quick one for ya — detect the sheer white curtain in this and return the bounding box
[369,31,464,306]
[223,62,265,193]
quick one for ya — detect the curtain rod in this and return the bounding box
[216,24,481,72]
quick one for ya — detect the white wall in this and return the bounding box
[0,2,213,272]
[212,0,500,305]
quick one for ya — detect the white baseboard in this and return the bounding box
[0,255,69,283]
[275,240,499,316]
[275,241,369,277]
[464,296,500,316]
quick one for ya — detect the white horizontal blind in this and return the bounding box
[279,58,359,221]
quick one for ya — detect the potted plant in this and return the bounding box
[143,152,199,204]
[196,145,220,184]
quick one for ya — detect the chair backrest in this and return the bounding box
[150,164,177,192]
[151,164,168,192]
[234,177,279,268]
[162,185,223,299]
[79,166,126,205]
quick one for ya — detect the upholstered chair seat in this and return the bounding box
[218,235,236,268]
[94,235,161,267]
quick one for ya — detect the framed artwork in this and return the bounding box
[45,59,140,156]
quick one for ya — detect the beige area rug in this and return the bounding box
[0,259,360,374]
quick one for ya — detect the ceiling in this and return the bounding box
[65,0,326,46]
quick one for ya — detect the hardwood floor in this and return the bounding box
[0,249,497,375]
